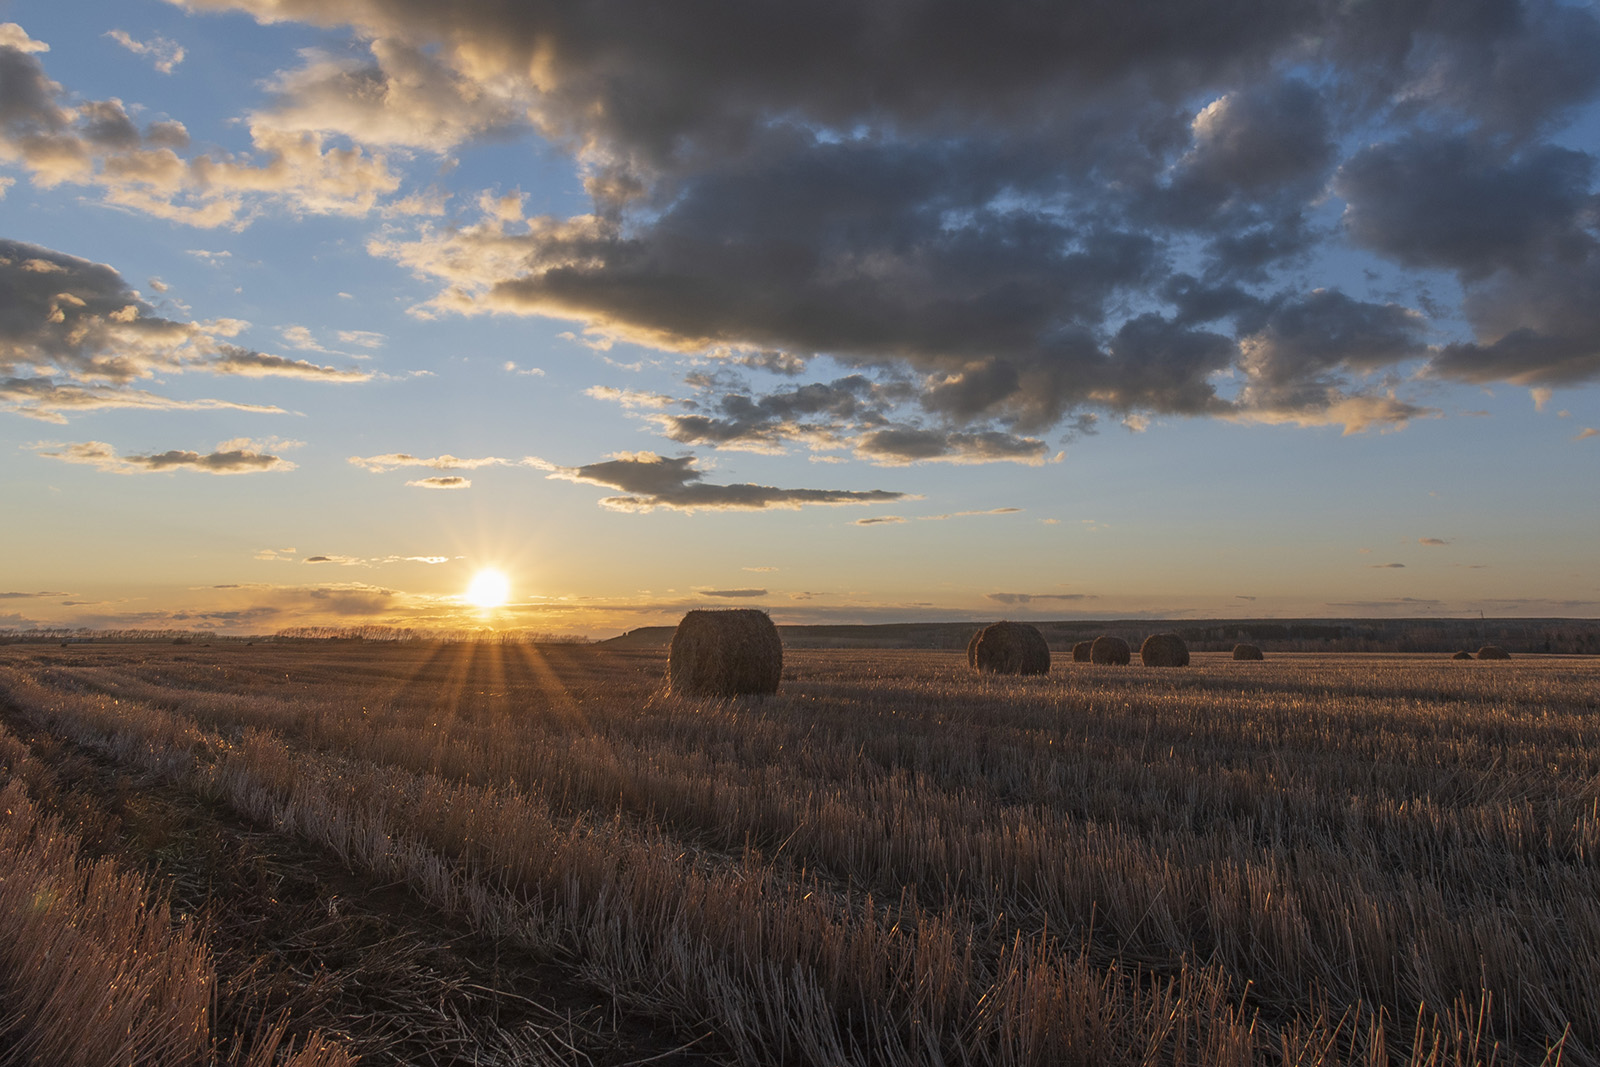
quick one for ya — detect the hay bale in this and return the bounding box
[1089,635,1130,665]
[1476,645,1511,660]
[668,609,782,696]
[967,628,983,668]
[1141,633,1190,667]
[1451,650,1474,660]
[1233,643,1264,661]
[972,621,1050,675]
[1072,640,1092,662]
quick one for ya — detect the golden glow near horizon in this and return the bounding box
[464,569,512,609]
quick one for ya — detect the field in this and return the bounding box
[0,641,1596,1067]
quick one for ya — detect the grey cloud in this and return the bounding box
[1336,135,1594,279]
[1180,80,1333,195]
[1419,537,1450,546]
[1232,290,1439,431]
[0,239,366,420]
[33,439,296,474]
[211,347,370,380]
[177,0,1600,420]
[538,450,905,513]
[853,428,1051,466]
[702,588,767,598]
[1390,1,1600,135]
[986,592,1097,605]
[407,475,471,489]
[853,516,905,525]
[1368,563,1407,569]
[0,377,286,423]
[0,590,70,598]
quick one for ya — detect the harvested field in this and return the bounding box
[1,641,1596,1066]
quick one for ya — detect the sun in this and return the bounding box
[464,568,512,609]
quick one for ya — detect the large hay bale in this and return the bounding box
[972,621,1050,675]
[1141,633,1190,667]
[1476,645,1511,660]
[668,609,782,696]
[1072,640,1092,662]
[1233,643,1264,661]
[967,628,983,667]
[1451,650,1474,660]
[1089,635,1130,665]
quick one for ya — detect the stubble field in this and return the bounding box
[0,640,1596,1067]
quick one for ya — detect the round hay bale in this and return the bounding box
[1476,645,1511,660]
[1451,650,1474,660]
[1072,640,1092,662]
[1141,633,1190,667]
[1089,635,1130,665]
[972,621,1050,675]
[1233,643,1264,661]
[967,628,983,667]
[668,609,782,697]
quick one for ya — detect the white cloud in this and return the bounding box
[104,29,185,73]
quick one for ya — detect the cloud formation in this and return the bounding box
[530,450,906,513]
[986,592,1097,605]
[32,438,297,474]
[348,452,510,471]
[268,0,1600,445]
[104,29,185,73]
[0,238,367,421]
[1,24,398,225]
[407,475,471,489]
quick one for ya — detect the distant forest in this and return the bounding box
[608,618,1600,655]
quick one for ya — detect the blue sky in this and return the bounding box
[1,0,1597,636]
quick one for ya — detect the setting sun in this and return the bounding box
[464,569,512,609]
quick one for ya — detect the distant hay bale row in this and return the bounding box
[1452,650,1474,660]
[970,621,1050,676]
[1140,633,1189,667]
[1090,635,1131,665]
[668,609,782,697]
[1233,643,1264,661]
[1476,645,1511,660]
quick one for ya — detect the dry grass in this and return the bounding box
[1,643,1596,1066]
[0,748,352,1067]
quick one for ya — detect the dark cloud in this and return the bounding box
[1419,537,1451,546]
[0,590,70,599]
[1336,135,1594,279]
[853,516,906,526]
[1368,563,1407,569]
[1232,290,1439,431]
[181,0,1600,427]
[702,588,767,598]
[32,439,296,474]
[0,238,367,421]
[986,592,1097,605]
[854,428,1051,466]
[532,451,906,513]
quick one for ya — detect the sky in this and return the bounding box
[1,0,1597,637]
